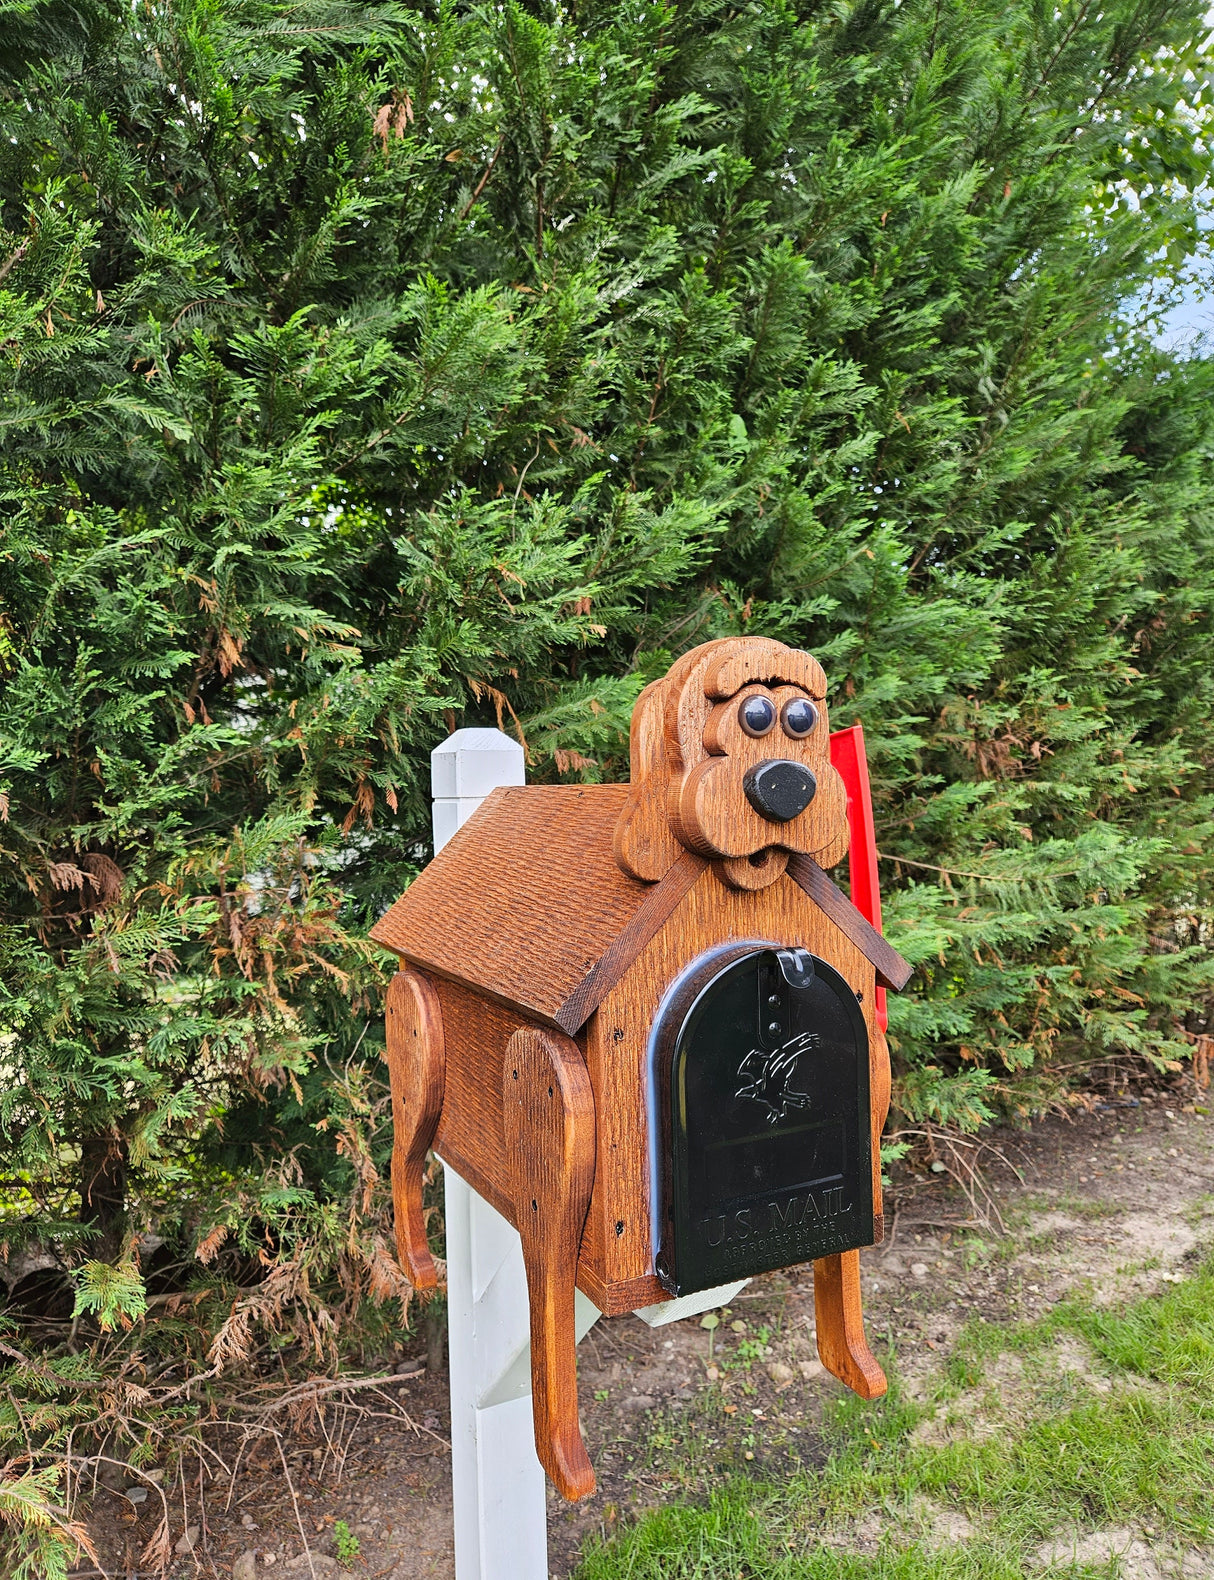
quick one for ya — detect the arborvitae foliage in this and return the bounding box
[1,0,1213,1350]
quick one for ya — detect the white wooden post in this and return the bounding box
[430,728,745,1577]
[441,1170,546,1580]
[433,729,601,1580]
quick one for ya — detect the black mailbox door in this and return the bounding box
[655,947,873,1296]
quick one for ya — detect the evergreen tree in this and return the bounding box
[1,0,1212,1351]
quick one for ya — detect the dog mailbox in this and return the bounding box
[370,637,912,1503]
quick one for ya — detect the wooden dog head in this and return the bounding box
[613,637,850,889]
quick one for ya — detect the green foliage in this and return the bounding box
[70,1257,149,1332]
[0,1464,96,1580]
[721,1322,773,1373]
[1065,1265,1214,1390]
[332,1519,361,1567]
[0,0,1212,1531]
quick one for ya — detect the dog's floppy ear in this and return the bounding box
[615,642,730,879]
[661,644,719,778]
[613,676,683,881]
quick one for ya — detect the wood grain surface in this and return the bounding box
[585,863,890,1309]
[382,968,445,1290]
[371,784,654,1026]
[614,637,850,885]
[427,975,663,1315]
[611,678,683,882]
[813,1249,888,1399]
[553,849,708,1035]
[430,976,528,1223]
[787,853,913,991]
[714,849,789,890]
[371,698,901,1334]
[414,863,893,1329]
[670,684,849,865]
[703,639,828,700]
[503,1026,597,1502]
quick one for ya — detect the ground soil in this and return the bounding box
[84,1082,1214,1580]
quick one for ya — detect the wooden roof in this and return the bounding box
[370,784,912,1035]
[369,786,706,1033]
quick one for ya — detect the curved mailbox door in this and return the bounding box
[654,947,874,1297]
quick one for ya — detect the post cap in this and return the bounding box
[431,728,526,800]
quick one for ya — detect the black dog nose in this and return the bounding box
[743,760,817,822]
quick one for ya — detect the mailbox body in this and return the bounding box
[655,947,874,1298]
[371,782,888,1317]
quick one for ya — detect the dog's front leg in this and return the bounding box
[503,1025,597,1501]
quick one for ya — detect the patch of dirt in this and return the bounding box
[905,1328,1156,1449]
[82,1365,456,1580]
[82,1088,1213,1580]
[822,1497,980,1552]
[911,1500,978,1549]
[1034,1527,1214,1580]
[1050,1333,1111,1391]
[907,1387,1000,1447]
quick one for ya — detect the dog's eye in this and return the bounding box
[781,698,818,738]
[739,695,776,737]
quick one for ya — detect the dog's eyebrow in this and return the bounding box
[722,675,797,691]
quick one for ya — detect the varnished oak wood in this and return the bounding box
[714,849,789,891]
[575,1266,665,1317]
[612,678,683,882]
[373,641,908,1389]
[787,853,913,991]
[427,975,663,1314]
[554,849,708,1035]
[679,683,847,865]
[615,637,850,886]
[813,1250,887,1399]
[585,864,891,1307]
[503,1026,597,1502]
[431,976,529,1223]
[383,968,445,1290]
[371,784,653,1027]
[387,856,894,1330]
[703,639,827,700]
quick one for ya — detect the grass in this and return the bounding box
[573,1254,1214,1579]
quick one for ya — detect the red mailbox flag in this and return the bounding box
[829,724,887,1033]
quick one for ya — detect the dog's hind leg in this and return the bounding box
[813,1250,887,1399]
[384,967,445,1289]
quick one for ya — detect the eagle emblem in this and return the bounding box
[734,1032,820,1124]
